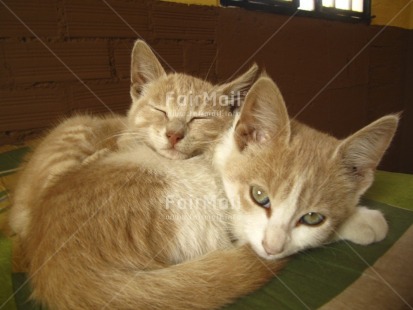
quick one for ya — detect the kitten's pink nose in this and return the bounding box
[262,239,284,256]
[166,131,184,147]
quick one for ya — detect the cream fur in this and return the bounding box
[215,76,399,260]
[9,41,280,310]
[9,115,126,238]
[9,42,398,309]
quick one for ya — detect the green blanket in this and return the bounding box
[1,145,412,309]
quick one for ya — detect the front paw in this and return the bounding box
[336,206,388,245]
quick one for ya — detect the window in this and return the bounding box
[220,0,371,23]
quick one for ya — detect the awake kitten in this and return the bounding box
[9,40,259,239]
[215,76,399,260]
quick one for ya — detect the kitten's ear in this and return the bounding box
[234,76,290,151]
[337,114,399,194]
[131,40,166,91]
[216,64,259,110]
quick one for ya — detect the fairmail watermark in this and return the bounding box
[165,90,247,109]
[163,195,241,221]
[164,213,236,222]
[164,195,240,211]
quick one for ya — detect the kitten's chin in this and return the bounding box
[253,246,290,260]
[259,252,286,260]
[158,148,190,160]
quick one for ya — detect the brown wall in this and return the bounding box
[0,0,412,173]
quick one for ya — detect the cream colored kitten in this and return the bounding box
[10,41,281,310]
[22,143,282,310]
[215,76,398,260]
[9,40,258,238]
[12,74,396,310]
[123,41,258,160]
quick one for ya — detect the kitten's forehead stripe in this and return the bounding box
[286,178,304,208]
[269,178,303,227]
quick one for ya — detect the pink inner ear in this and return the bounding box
[253,130,268,143]
[234,121,271,151]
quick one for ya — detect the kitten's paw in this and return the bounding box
[336,206,388,245]
[9,206,31,238]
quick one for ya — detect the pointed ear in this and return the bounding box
[215,64,259,111]
[234,76,290,151]
[130,40,166,93]
[338,114,399,193]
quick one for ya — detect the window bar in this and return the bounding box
[363,0,371,20]
[315,0,322,12]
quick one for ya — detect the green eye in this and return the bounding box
[299,212,325,226]
[250,186,271,209]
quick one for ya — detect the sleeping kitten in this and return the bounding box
[215,76,399,260]
[122,40,258,160]
[9,40,258,239]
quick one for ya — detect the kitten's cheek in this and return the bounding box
[247,232,270,259]
[251,244,271,259]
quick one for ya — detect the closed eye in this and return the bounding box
[151,106,168,118]
[189,116,211,122]
[189,116,212,123]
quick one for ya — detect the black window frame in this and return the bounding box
[220,0,372,24]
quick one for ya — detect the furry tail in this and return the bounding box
[30,245,284,310]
